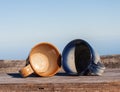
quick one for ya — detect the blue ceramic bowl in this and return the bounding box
[62,39,105,76]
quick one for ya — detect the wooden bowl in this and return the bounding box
[20,43,61,77]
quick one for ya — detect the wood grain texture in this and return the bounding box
[0,55,120,92]
[0,69,119,92]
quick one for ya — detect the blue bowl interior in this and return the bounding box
[62,39,92,74]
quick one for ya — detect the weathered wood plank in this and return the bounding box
[0,55,119,92]
[0,83,119,92]
[0,69,119,92]
[0,69,119,84]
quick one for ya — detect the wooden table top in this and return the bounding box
[0,68,119,92]
[0,68,119,84]
[0,55,120,91]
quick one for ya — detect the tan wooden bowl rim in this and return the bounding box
[29,42,61,77]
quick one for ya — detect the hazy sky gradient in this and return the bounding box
[0,0,120,59]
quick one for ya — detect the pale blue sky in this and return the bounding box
[0,0,120,59]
